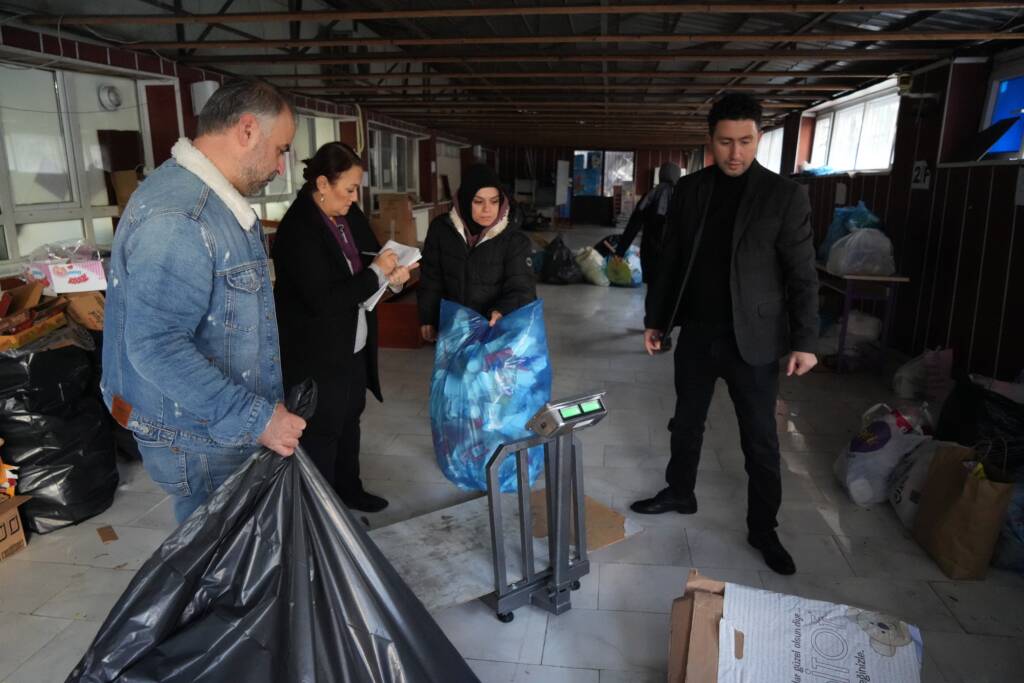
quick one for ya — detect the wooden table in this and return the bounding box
[816,263,910,371]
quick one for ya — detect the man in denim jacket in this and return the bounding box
[103,80,306,523]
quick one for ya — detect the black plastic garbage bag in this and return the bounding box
[937,378,1024,475]
[66,423,478,680]
[0,346,94,416]
[541,235,583,285]
[0,396,119,533]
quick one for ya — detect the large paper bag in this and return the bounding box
[913,444,1014,579]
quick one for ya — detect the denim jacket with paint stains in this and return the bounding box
[101,139,283,449]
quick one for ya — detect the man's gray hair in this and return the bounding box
[196,79,294,137]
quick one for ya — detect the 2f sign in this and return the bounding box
[911,161,931,190]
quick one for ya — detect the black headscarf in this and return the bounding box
[457,163,507,236]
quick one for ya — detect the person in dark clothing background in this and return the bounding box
[631,94,820,575]
[418,163,536,341]
[614,160,682,286]
[273,142,414,513]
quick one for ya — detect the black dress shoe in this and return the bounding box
[748,530,796,575]
[343,491,389,513]
[630,487,697,515]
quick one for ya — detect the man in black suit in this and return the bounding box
[631,93,819,575]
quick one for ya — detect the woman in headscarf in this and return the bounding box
[418,162,536,341]
[613,161,682,285]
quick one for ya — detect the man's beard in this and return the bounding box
[239,166,278,197]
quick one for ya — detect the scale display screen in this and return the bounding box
[528,391,608,438]
[557,399,603,421]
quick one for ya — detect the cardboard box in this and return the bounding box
[0,311,67,352]
[66,291,105,331]
[372,192,418,246]
[0,495,30,562]
[110,169,139,211]
[669,570,922,683]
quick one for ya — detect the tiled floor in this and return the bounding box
[2,227,1023,682]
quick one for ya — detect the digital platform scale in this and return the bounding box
[484,391,607,623]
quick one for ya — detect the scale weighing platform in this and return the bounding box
[367,392,609,622]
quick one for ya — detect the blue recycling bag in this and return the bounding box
[430,299,551,492]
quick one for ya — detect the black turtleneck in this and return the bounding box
[679,165,750,325]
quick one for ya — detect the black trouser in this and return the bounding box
[301,351,368,502]
[667,323,781,535]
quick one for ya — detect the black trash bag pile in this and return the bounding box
[67,383,478,683]
[541,234,583,285]
[0,346,118,533]
[937,378,1024,475]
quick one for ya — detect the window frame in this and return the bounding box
[0,65,164,262]
[804,78,900,174]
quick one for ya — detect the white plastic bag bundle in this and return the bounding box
[574,247,610,286]
[888,440,955,529]
[826,228,896,276]
[833,403,929,506]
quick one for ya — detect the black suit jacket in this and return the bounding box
[645,161,819,366]
[272,192,384,407]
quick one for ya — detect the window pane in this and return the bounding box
[855,95,900,170]
[17,220,84,257]
[67,72,144,207]
[811,115,832,168]
[0,65,74,205]
[290,116,315,192]
[314,117,336,148]
[92,217,114,247]
[756,128,783,174]
[828,105,865,171]
[369,129,380,187]
[380,132,394,188]
[602,150,634,197]
[263,201,290,221]
[407,138,418,196]
[395,135,407,192]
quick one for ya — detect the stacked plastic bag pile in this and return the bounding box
[819,201,896,276]
[430,299,551,492]
[0,343,118,533]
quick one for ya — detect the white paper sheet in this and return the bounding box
[717,583,922,683]
[363,240,421,312]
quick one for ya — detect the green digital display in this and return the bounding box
[580,400,603,414]
[559,405,582,419]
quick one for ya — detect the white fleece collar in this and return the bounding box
[171,138,258,231]
[449,205,510,246]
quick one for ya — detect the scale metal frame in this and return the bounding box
[482,392,607,623]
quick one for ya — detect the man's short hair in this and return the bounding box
[196,79,294,137]
[707,93,763,135]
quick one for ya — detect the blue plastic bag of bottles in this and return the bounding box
[430,299,551,492]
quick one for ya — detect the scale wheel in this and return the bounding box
[570,580,582,591]
[497,611,515,624]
